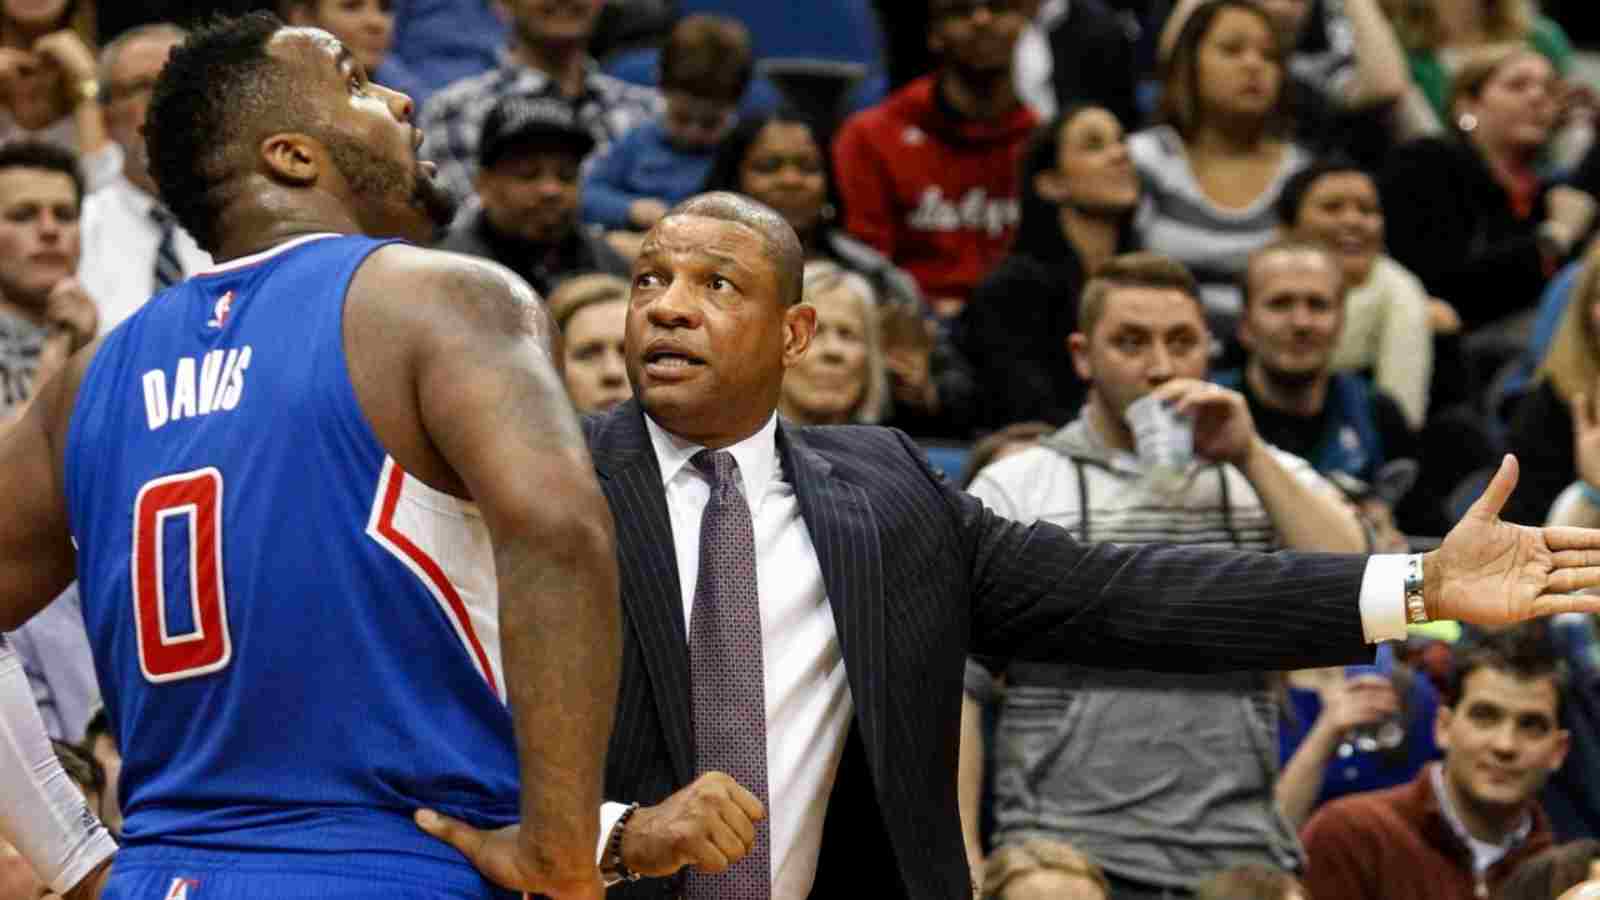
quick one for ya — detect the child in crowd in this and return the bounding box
[580,14,751,234]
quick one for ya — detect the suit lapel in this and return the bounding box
[779,425,888,782]
[590,401,695,786]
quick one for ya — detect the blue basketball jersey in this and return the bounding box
[64,234,520,873]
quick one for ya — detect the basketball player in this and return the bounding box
[0,13,619,900]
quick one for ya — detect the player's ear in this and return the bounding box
[259,132,321,186]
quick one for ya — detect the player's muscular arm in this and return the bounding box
[0,342,96,631]
[355,249,619,899]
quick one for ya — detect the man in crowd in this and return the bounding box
[418,0,658,202]
[418,190,1600,900]
[1300,631,1568,899]
[1215,239,1424,531]
[832,0,1036,317]
[0,13,620,899]
[962,252,1364,896]
[80,23,213,334]
[434,94,629,296]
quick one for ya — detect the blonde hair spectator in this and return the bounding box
[984,839,1110,900]
[1194,864,1308,900]
[1536,247,1600,407]
[778,260,889,425]
[546,273,631,414]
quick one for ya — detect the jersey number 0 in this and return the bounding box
[132,468,233,682]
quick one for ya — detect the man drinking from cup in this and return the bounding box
[961,251,1366,898]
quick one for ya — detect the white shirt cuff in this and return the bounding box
[596,801,631,864]
[1360,554,1411,643]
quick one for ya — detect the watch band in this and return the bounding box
[76,78,100,105]
[1404,553,1429,625]
[601,802,642,887]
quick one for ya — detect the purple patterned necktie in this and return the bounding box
[686,449,771,899]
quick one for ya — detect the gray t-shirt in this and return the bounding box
[968,420,1328,887]
[0,307,47,418]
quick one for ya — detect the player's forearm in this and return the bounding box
[0,637,116,894]
[497,494,621,860]
[1242,438,1367,552]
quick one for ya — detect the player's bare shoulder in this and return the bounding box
[347,243,556,357]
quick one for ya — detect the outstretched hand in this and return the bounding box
[1428,455,1600,625]
[414,810,603,900]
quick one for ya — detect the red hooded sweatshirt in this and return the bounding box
[831,74,1037,309]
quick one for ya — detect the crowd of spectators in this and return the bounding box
[6,1,1600,898]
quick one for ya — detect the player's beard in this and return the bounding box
[322,132,458,233]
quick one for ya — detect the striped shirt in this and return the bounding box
[418,53,660,202]
[1130,125,1311,320]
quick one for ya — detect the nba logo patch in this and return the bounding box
[164,877,200,899]
[207,291,234,329]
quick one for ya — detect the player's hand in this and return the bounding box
[31,31,96,88]
[1150,378,1256,467]
[1427,454,1600,624]
[622,771,765,877]
[413,810,603,900]
[45,278,97,352]
[61,857,111,900]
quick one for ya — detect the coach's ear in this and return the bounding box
[259,132,320,186]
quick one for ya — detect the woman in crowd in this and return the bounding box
[1276,157,1438,429]
[0,0,112,189]
[1131,0,1311,333]
[547,273,631,415]
[962,104,1139,430]
[703,112,977,437]
[777,261,889,426]
[1381,0,1582,146]
[1501,247,1600,525]
[280,0,424,104]
[1380,46,1596,332]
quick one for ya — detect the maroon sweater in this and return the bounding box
[1300,764,1552,900]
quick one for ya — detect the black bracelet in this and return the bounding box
[603,802,643,885]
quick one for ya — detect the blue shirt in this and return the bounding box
[579,119,718,229]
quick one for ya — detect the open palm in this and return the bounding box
[1431,456,1600,625]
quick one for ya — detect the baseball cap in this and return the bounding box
[479,95,596,168]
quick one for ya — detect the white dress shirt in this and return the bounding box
[79,174,212,333]
[597,414,1416,892]
[600,413,853,899]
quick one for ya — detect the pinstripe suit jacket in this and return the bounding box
[585,400,1373,900]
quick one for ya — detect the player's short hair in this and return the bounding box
[1078,252,1203,336]
[145,12,299,253]
[83,705,116,746]
[659,14,753,104]
[0,141,85,209]
[663,192,804,308]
